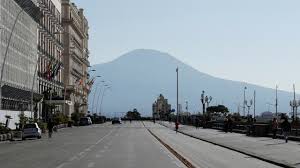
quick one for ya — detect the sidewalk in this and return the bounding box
[161,121,300,168]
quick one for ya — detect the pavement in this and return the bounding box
[161,121,300,168]
[145,121,281,168]
[0,122,186,168]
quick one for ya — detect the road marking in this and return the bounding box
[87,162,95,168]
[56,163,67,168]
[57,129,115,168]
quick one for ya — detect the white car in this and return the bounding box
[22,123,42,140]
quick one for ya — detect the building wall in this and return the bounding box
[62,0,90,116]
[0,0,38,112]
[37,0,64,120]
[0,0,38,92]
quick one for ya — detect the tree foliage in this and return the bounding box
[126,108,141,119]
[206,105,229,114]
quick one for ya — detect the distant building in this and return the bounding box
[152,94,171,120]
[61,0,90,116]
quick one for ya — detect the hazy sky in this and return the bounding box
[73,0,300,92]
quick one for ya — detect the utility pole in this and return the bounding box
[176,67,179,124]
[294,84,296,121]
[243,87,247,116]
[186,101,188,113]
[275,85,278,118]
[253,90,256,121]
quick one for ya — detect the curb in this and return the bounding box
[161,123,292,168]
[142,122,197,168]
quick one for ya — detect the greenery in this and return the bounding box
[18,113,29,129]
[71,111,85,125]
[207,105,229,115]
[0,123,10,134]
[53,113,69,125]
[126,108,141,120]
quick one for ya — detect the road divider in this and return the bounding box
[142,122,197,168]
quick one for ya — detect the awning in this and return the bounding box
[2,85,43,102]
[44,100,73,106]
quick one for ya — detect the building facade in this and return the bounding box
[61,0,90,116]
[37,0,64,120]
[0,0,40,127]
[152,94,171,120]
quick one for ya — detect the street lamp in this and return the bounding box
[96,84,109,115]
[201,91,212,115]
[99,86,111,116]
[91,80,105,113]
[243,86,247,116]
[245,99,253,120]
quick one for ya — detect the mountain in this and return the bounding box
[89,49,294,117]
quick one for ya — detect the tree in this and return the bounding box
[206,105,229,115]
[126,109,141,120]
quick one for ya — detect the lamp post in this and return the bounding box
[243,87,247,116]
[275,85,278,118]
[91,80,105,113]
[99,86,111,116]
[96,85,109,116]
[176,67,179,125]
[253,90,256,121]
[201,91,213,115]
[0,7,31,110]
[245,99,253,120]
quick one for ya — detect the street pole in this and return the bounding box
[92,80,104,114]
[30,56,40,119]
[243,87,247,116]
[293,84,296,122]
[275,85,278,118]
[176,67,179,124]
[254,90,256,121]
[99,87,110,116]
[0,8,29,110]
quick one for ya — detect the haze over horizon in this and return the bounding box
[73,0,300,93]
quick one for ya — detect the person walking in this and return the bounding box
[272,118,278,139]
[281,117,291,143]
[47,119,54,138]
[224,117,228,133]
[228,116,233,133]
[175,121,179,133]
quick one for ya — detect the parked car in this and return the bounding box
[22,123,42,140]
[112,117,121,124]
[79,117,93,126]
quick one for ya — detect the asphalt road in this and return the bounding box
[0,122,186,168]
[0,121,282,168]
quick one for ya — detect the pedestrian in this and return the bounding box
[272,118,278,139]
[47,119,54,138]
[281,117,291,143]
[228,116,233,133]
[175,121,179,133]
[224,117,228,133]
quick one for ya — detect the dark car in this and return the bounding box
[112,118,121,124]
[79,117,92,126]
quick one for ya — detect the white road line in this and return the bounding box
[57,129,115,168]
[87,162,95,168]
[56,163,67,168]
